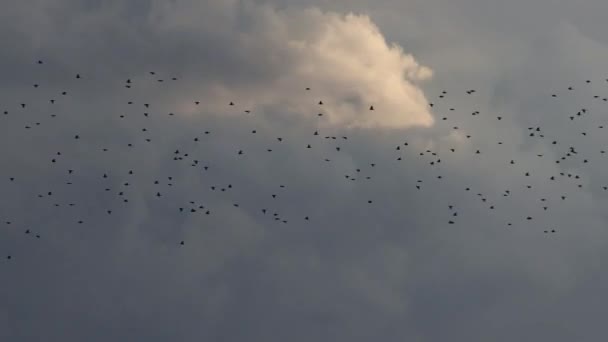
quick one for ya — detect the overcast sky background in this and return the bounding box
[3,1,608,341]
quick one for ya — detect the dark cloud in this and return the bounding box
[3,1,608,342]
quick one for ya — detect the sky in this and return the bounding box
[3,0,608,341]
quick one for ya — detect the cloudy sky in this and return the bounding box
[3,0,608,341]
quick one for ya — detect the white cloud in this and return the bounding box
[161,3,435,129]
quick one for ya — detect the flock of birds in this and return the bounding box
[3,59,608,261]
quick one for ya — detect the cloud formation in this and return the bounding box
[156,3,434,129]
[5,1,608,342]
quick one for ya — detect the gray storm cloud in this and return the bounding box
[5,1,608,342]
